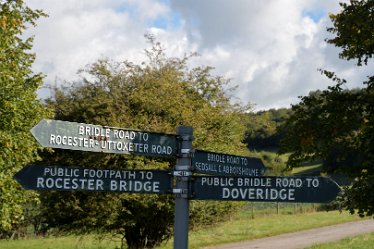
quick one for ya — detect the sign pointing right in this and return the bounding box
[192,176,341,203]
[192,150,266,177]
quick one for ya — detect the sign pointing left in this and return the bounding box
[14,165,172,194]
[31,119,177,157]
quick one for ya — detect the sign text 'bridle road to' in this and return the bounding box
[31,119,177,157]
[192,150,266,177]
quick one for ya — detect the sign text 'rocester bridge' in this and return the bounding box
[15,165,172,194]
[15,119,341,249]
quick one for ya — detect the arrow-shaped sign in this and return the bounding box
[14,165,172,194]
[192,150,266,177]
[31,119,177,157]
[191,176,341,203]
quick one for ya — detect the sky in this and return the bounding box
[26,0,372,110]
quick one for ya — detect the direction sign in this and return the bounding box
[191,176,341,203]
[192,150,265,177]
[31,119,177,157]
[14,165,172,194]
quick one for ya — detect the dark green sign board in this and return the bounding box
[192,150,265,177]
[14,165,172,194]
[192,176,341,203]
[22,120,344,249]
[31,119,177,157]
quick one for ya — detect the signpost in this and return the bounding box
[14,119,343,249]
[192,150,266,177]
[192,176,341,203]
[14,165,172,194]
[31,119,177,157]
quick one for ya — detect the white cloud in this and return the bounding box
[26,0,173,93]
[25,0,371,110]
[170,0,371,109]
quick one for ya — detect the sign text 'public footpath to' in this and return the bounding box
[31,119,177,157]
[21,120,343,249]
[192,150,266,177]
[192,176,341,203]
[15,165,172,194]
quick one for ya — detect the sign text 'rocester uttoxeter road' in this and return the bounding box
[31,119,177,157]
[192,150,265,177]
[14,165,172,194]
[17,121,343,249]
[192,176,341,203]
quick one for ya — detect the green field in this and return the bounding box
[0,234,119,249]
[1,152,358,249]
[156,210,363,249]
[0,209,363,249]
[306,232,374,249]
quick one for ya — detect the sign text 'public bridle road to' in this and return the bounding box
[18,119,343,249]
[192,175,341,203]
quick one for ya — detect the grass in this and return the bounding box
[0,234,120,249]
[306,232,374,249]
[291,164,323,176]
[155,209,364,249]
[0,209,363,249]
[0,150,359,249]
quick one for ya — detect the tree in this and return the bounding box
[327,0,374,66]
[0,0,49,237]
[40,36,247,248]
[280,0,374,216]
[244,108,291,149]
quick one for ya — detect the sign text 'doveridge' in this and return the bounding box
[18,120,343,249]
[31,119,177,157]
[192,176,341,203]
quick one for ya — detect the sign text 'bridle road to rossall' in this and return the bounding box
[31,119,177,157]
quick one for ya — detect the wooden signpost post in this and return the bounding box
[14,119,341,249]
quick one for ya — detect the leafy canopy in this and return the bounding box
[0,0,49,236]
[41,35,247,248]
[280,0,374,217]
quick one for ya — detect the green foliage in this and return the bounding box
[279,87,365,170]
[244,108,291,149]
[189,201,243,229]
[280,0,374,217]
[0,0,49,236]
[327,0,374,66]
[40,36,248,248]
[258,151,289,176]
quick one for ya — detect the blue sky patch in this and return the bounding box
[303,9,325,22]
[150,12,182,30]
